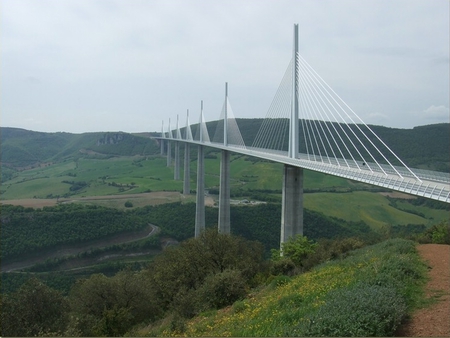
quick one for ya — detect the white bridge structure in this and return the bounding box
[154,25,449,247]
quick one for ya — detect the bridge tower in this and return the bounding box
[195,101,206,237]
[166,118,172,167]
[174,115,181,180]
[281,24,304,246]
[218,82,231,234]
[160,121,165,155]
[183,110,191,195]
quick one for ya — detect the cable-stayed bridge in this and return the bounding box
[154,25,449,247]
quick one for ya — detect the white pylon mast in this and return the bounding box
[289,24,299,159]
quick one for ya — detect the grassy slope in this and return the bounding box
[304,192,435,231]
[139,239,427,337]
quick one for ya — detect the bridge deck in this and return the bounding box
[158,138,450,203]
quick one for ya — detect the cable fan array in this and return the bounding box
[252,53,420,180]
[212,97,246,149]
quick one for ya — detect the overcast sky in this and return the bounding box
[2,0,449,133]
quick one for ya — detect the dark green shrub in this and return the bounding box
[171,287,205,319]
[431,223,450,244]
[124,200,133,208]
[302,237,365,271]
[1,278,69,337]
[270,257,296,276]
[297,284,407,337]
[199,269,247,309]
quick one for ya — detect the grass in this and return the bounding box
[2,154,446,232]
[140,239,427,337]
[304,191,432,231]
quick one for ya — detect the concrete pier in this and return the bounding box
[218,149,231,233]
[195,145,205,237]
[280,164,303,247]
[166,141,171,167]
[174,142,180,180]
[183,143,190,194]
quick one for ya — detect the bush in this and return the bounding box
[1,278,69,337]
[297,284,407,337]
[302,237,365,271]
[270,257,296,276]
[431,223,450,244]
[124,201,133,208]
[199,269,247,309]
[272,235,317,269]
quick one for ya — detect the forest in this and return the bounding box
[1,201,378,265]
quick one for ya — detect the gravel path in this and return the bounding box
[398,244,450,337]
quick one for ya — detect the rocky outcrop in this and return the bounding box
[97,133,124,146]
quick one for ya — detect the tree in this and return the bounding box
[146,229,265,317]
[272,235,317,268]
[68,271,160,336]
[1,278,69,336]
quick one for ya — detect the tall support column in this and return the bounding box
[160,139,165,155]
[195,144,205,237]
[167,118,172,167]
[218,83,231,234]
[166,141,171,167]
[195,100,206,237]
[280,165,304,248]
[160,121,165,155]
[174,142,180,180]
[183,143,190,194]
[218,149,230,233]
[281,25,302,249]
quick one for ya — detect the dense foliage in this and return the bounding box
[0,230,431,338]
[161,239,426,337]
[1,204,147,261]
[1,231,266,336]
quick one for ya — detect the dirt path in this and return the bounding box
[398,244,450,337]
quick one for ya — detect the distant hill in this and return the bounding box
[1,121,449,172]
[0,128,160,169]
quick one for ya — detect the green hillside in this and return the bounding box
[0,127,160,170]
[2,122,449,171]
[140,238,426,337]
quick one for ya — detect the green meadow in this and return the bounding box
[1,152,447,231]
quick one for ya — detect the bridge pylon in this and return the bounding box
[218,83,231,234]
[281,23,303,248]
[166,118,172,167]
[195,101,206,237]
[183,110,191,195]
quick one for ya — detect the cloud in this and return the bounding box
[422,105,449,121]
[365,112,389,126]
[1,0,448,133]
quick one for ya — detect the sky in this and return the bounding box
[1,0,449,133]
